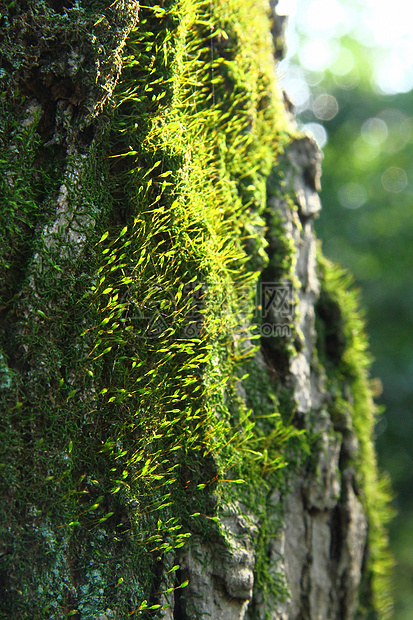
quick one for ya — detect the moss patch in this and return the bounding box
[315,253,394,619]
[0,0,392,618]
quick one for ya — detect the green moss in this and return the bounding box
[315,253,394,619]
[0,0,292,615]
[0,0,393,617]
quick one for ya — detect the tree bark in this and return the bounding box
[0,1,392,619]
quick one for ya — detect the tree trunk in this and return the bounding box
[0,1,392,619]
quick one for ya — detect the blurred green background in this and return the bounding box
[277,0,413,616]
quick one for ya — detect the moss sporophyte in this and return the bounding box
[0,0,392,618]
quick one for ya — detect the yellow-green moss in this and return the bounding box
[315,253,394,619]
[0,0,392,617]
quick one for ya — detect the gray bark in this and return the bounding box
[0,1,390,619]
[174,137,369,620]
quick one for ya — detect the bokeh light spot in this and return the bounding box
[338,182,367,209]
[299,39,338,72]
[381,167,408,193]
[302,122,328,149]
[374,56,413,95]
[313,94,339,121]
[361,117,388,146]
[298,0,349,37]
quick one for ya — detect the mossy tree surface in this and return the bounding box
[0,1,392,619]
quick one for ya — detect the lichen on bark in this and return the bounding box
[0,1,392,619]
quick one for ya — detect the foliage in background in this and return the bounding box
[285,1,413,616]
[0,0,394,617]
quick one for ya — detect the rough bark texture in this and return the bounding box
[252,138,369,620]
[0,1,391,619]
[175,138,368,620]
